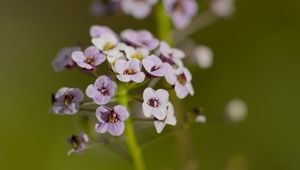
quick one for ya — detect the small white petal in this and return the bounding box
[156,89,169,103]
[154,121,166,134]
[225,99,248,123]
[143,87,156,101]
[193,45,213,69]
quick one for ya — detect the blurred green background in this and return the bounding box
[0,0,299,169]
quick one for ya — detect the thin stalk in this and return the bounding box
[91,71,100,78]
[155,2,172,44]
[80,101,96,106]
[79,108,96,113]
[141,128,180,149]
[132,118,154,122]
[172,11,217,44]
[117,84,145,170]
[130,96,143,103]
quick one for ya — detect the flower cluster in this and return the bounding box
[51,25,195,146]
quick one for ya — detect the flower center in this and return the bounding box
[177,73,187,85]
[69,135,81,149]
[132,53,143,60]
[85,58,94,65]
[103,42,115,51]
[124,69,136,75]
[108,111,118,123]
[173,0,184,12]
[98,87,109,96]
[147,98,160,108]
[64,95,74,106]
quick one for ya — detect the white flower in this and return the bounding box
[192,45,213,69]
[89,25,115,38]
[142,87,169,120]
[225,99,247,123]
[92,32,119,52]
[124,46,150,60]
[156,41,185,67]
[165,67,194,99]
[106,43,127,65]
[121,0,158,19]
[154,102,177,134]
[195,114,207,124]
[106,43,149,66]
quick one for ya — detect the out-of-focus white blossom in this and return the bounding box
[195,114,206,124]
[192,45,213,69]
[211,0,235,17]
[225,99,248,124]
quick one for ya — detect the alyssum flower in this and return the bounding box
[121,29,159,50]
[72,46,106,70]
[86,75,118,105]
[92,30,119,52]
[156,41,185,67]
[107,43,149,65]
[142,54,172,77]
[114,58,145,83]
[95,105,129,136]
[90,0,120,17]
[153,102,177,133]
[67,132,89,155]
[52,87,84,115]
[166,67,194,99]
[52,46,81,72]
[120,0,158,19]
[90,25,117,39]
[163,0,198,29]
[142,87,170,120]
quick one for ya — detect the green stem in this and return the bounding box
[155,2,196,170]
[117,84,145,170]
[155,2,172,44]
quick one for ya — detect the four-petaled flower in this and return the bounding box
[90,0,120,17]
[156,41,185,67]
[52,87,84,115]
[121,29,159,50]
[123,45,150,60]
[72,46,106,70]
[114,58,145,83]
[90,25,117,39]
[164,0,198,29]
[67,132,89,155]
[142,55,172,77]
[154,102,177,133]
[120,0,158,19]
[92,31,119,52]
[86,75,118,105]
[52,46,81,72]
[166,67,194,99]
[95,105,129,136]
[107,43,149,66]
[142,87,169,120]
